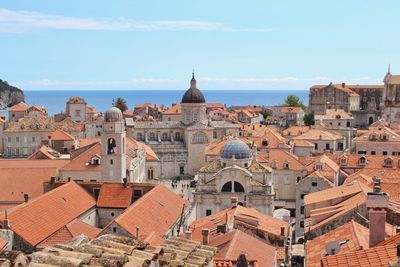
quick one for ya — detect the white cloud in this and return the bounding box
[0,8,270,33]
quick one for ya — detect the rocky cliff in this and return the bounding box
[0,79,25,109]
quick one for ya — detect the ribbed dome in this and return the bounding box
[181,73,206,103]
[105,107,123,122]
[221,139,250,159]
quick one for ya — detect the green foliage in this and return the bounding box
[112,97,128,112]
[284,95,306,110]
[303,112,315,126]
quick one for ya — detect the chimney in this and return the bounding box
[202,228,210,245]
[389,242,400,266]
[231,197,238,208]
[136,226,140,240]
[67,177,71,182]
[237,252,248,267]
[342,82,346,88]
[2,219,10,230]
[50,176,56,185]
[185,230,192,240]
[123,178,128,188]
[23,193,31,203]
[367,177,389,247]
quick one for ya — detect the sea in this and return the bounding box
[4,89,309,116]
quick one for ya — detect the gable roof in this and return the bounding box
[42,130,75,141]
[0,182,96,247]
[108,185,189,245]
[9,102,29,112]
[96,183,133,208]
[60,142,101,172]
[189,205,288,242]
[306,220,369,267]
[210,230,276,266]
[163,104,181,115]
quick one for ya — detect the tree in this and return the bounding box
[284,95,306,110]
[303,112,315,126]
[112,97,128,112]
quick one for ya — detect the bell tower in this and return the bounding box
[101,107,127,182]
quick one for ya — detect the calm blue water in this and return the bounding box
[21,90,308,115]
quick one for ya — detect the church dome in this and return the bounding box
[105,107,123,122]
[181,73,206,104]
[221,139,250,159]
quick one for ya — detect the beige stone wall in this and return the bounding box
[2,131,49,157]
[67,103,86,122]
[353,140,400,155]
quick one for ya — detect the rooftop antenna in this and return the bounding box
[192,69,195,79]
[388,64,391,74]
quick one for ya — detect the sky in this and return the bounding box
[0,1,399,90]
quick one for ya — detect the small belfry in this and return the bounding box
[100,107,127,182]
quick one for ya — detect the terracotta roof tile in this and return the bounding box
[97,184,133,208]
[306,220,369,267]
[293,128,344,141]
[0,182,96,247]
[9,102,29,112]
[108,185,189,246]
[0,238,8,250]
[42,130,75,141]
[61,142,101,172]
[210,230,276,266]
[163,104,181,115]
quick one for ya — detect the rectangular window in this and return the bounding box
[7,137,11,143]
[133,189,143,202]
[325,143,330,150]
[32,136,36,142]
[16,137,19,142]
[383,151,388,155]
[312,182,318,187]
[314,143,318,150]
[300,221,304,228]
[300,206,304,214]
[206,209,212,216]
[110,159,113,165]
[16,148,20,155]
[371,151,376,155]
[300,194,306,200]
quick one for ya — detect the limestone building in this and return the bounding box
[128,74,239,179]
[193,138,274,218]
[382,68,400,122]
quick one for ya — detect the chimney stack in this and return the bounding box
[342,82,346,88]
[136,226,140,240]
[367,177,389,247]
[202,228,210,245]
[123,178,128,188]
[231,197,238,208]
[50,176,56,185]
[67,177,71,182]
[23,193,31,203]
[185,230,192,240]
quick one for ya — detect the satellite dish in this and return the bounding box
[325,241,340,255]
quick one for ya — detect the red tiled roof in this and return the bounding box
[42,129,75,141]
[61,142,101,171]
[0,182,96,247]
[0,238,8,250]
[97,184,133,208]
[108,185,189,246]
[321,243,397,267]
[9,102,29,112]
[36,219,102,249]
[163,104,181,115]
[189,205,288,242]
[306,220,369,267]
[210,230,276,266]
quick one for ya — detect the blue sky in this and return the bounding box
[0,1,399,90]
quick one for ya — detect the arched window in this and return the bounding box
[147,168,154,179]
[161,132,169,141]
[369,116,374,125]
[107,138,116,154]
[149,132,156,141]
[221,181,232,192]
[234,181,245,192]
[175,132,182,141]
[192,132,208,144]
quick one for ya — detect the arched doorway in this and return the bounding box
[369,116,374,125]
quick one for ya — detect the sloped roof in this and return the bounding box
[96,183,133,208]
[0,182,96,247]
[42,129,75,141]
[282,126,310,137]
[0,238,8,250]
[292,128,344,141]
[60,142,101,172]
[268,148,305,171]
[210,230,276,266]
[27,145,61,160]
[36,219,102,249]
[9,102,29,112]
[109,185,189,246]
[163,104,181,115]
[189,205,288,241]
[306,220,369,267]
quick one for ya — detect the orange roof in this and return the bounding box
[321,243,397,267]
[282,126,310,137]
[108,185,189,246]
[306,220,369,267]
[61,142,101,172]
[206,103,225,109]
[353,124,400,142]
[0,159,70,213]
[253,129,287,149]
[85,106,97,114]
[42,129,75,141]
[127,138,159,161]
[311,84,360,96]
[315,109,354,120]
[78,138,101,148]
[163,104,181,115]
[268,148,305,171]
[27,145,61,160]
[0,182,96,247]
[36,218,102,249]
[214,260,233,267]
[9,102,29,112]
[211,230,275,266]
[292,139,314,147]
[97,183,133,208]
[293,128,344,141]
[281,106,303,114]
[189,205,288,242]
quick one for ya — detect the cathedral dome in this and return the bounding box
[105,107,123,122]
[221,139,250,159]
[181,73,206,104]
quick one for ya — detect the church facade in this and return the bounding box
[129,75,239,179]
[193,138,275,218]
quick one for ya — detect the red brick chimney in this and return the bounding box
[202,228,210,245]
[367,177,389,247]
